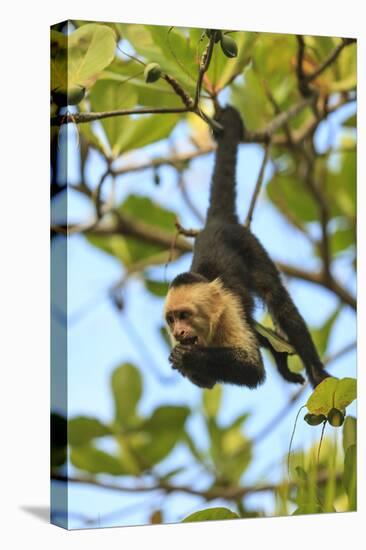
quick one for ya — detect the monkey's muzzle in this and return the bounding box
[180,336,199,345]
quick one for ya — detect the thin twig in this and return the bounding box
[194,34,216,108]
[305,38,356,84]
[94,169,111,219]
[245,141,271,227]
[177,173,205,224]
[175,220,200,237]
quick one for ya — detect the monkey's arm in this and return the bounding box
[169,345,265,389]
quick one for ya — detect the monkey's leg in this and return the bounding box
[232,230,329,387]
[256,333,305,385]
[170,344,265,388]
[265,288,329,386]
[270,349,305,385]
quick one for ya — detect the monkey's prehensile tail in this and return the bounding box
[206,106,244,224]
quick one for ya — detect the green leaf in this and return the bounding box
[343,416,357,453]
[68,416,112,446]
[85,233,132,265]
[254,321,295,354]
[306,377,357,415]
[327,150,356,218]
[225,412,250,431]
[293,503,324,515]
[203,385,222,418]
[329,226,355,256]
[312,306,341,356]
[232,67,273,131]
[295,466,308,481]
[343,444,356,510]
[142,405,190,432]
[111,364,142,427]
[78,117,109,156]
[70,445,128,475]
[342,113,357,128]
[86,196,178,268]
[334,378,357,410]
[144,279,169,297]
[117,24,197,93]
[266,173,319,223]
[51,24,116,90]
[115,113,180,155]
[136,406,190,467]
[207,416,252,484]
[100,59,183,108]
[89,80,137,156]
[119,195,176,232]
[182,431,206,464]
[330,43,356,92]
[182,507,239,523]
[253,33,297,90]
[307,377,338,415]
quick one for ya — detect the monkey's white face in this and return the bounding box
[164,285,213,346]
[165,309,200,345]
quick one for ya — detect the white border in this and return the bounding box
[0,1,363,548]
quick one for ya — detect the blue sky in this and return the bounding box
[51,99,356,529]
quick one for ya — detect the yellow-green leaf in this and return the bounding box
[183,507,239,522]
[51,24,117,90]
[70,445,128,475]
[203,385,222,417]
[89,80,137,156]
[111,363,142,427]
[307,377,357,415]
[68,417,112,446]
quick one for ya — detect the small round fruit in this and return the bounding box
[304,413,327,426]
[220,35,238,58]
[51,85,86,107]
[327,408,345,427]
[144,63,161,83]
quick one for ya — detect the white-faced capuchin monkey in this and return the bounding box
[164,106,329,390]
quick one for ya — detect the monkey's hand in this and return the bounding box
[169,344,191,375]
[169,345,215,389]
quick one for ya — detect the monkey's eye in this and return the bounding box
[166,314,174,325]
[178,310,190,320]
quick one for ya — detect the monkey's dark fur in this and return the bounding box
[167,107,329,389]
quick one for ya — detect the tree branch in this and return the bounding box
[277,261,356,310]
[110,146,214,177]
[51,470,342,501]
[296,35,312,97]
[51,106,191,126]
[57,208,356,310]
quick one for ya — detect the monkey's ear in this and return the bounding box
[209,277,224,293]
[208,278,225,320]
